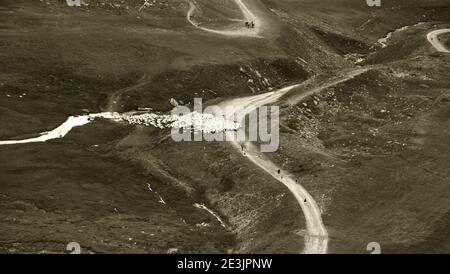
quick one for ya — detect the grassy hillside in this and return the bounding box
[0,0,314,253]
[276,48,450,252]
[0,0,448,253]
[263,0,450,41]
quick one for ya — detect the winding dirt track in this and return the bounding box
[1,0,447,254]
[219,85,328,254]
[186,0,261,37]
[0,116,91,145]
[0,113,121,145]
[189,0,359,254]
[427,29,450,53]
[0,0,363,254]
[219,68,368,254]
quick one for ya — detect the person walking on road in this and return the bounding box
[241,144,247,156]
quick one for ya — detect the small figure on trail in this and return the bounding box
[304,199,307,203]
[277,169,281,175]
[251,21,255,28]
[241,144,247,156]
[245,22,249,28]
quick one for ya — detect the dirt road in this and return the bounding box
[186,0,261,37]
[0,113,121,145]
[219,68,369,254]
[427,29,450,53]
[220,83,328,254]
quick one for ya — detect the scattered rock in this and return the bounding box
[169,98,179,107]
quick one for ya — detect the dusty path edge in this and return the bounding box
[220,68,369,254]
[186,0,262,37]
[427,29,450,53]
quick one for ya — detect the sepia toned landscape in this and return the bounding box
[0,0,449,254]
